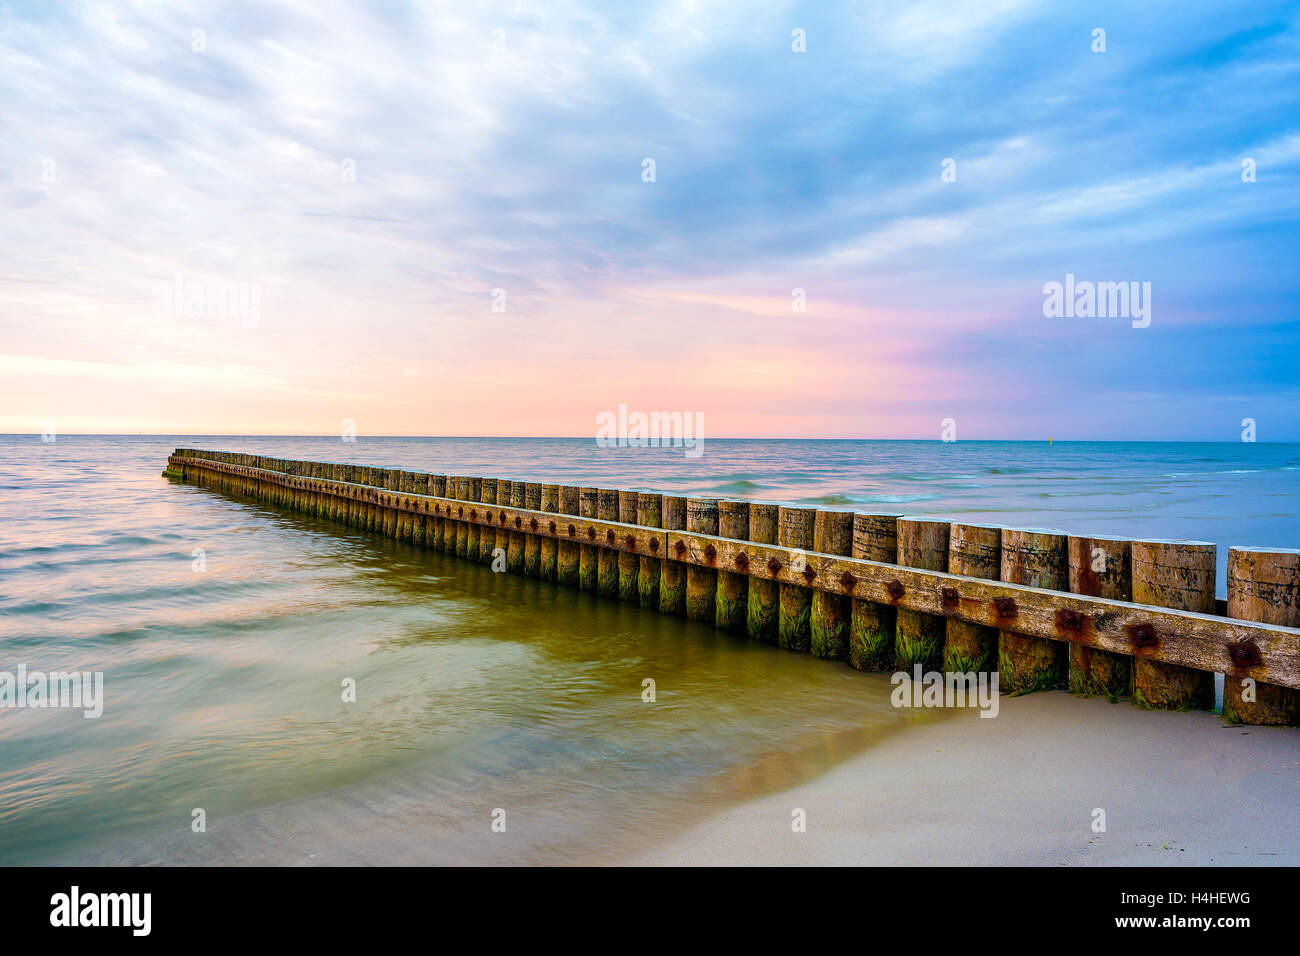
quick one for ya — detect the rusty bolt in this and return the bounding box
[1228,640,1261,669]
[1128,623,1158,650]
[886,580,904,601]
[458,506,465,518]
[1056,608,1084,632]
[704,543,716,562]
[840,571,857,591]
[606,529,616,544]
[941,587,959,608]
[568,524,577,537]
[529,518,538,531]
[548,520,557,534]
[470,509,477,520]
[735,553,749,571]
[586,526,596,540]
[514,516,522,529]
[649,538,660,553]
[767,556,782,574]
[674,540,686,556]
[498,511,506,525]
[802,565,817,584]
[993,596,1017,619]
[625,534,636,549]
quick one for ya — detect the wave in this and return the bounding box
[707,479,766,494]
[798,493,940,505]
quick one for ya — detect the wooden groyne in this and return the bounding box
[163,449,1300,726]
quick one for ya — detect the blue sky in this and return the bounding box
[1,0,1298,438]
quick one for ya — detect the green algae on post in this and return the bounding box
[1067,533,1132,700]
[578,487,599,590]
[945,522,1002,675]
[659,495,687,617]
[715,500,749,634]
[777,506,815,652]
[617,490,639,602]
[746,503,779,644]
[685,497,718,623]
[999,528,1068,695]
[557,485,580,587]
[895,517,948,672]
[508,480,527,575]
[539,484,560,582]
[810,509,853,659]
[636,492,661,608]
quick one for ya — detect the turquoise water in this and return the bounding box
[2,436,1297,864]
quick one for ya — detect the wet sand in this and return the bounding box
[631,691,1300,866]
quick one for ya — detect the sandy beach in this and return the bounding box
[632,691,1300,866]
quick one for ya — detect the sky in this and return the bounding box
[1,0,1298,439]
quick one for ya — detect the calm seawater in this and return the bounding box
[2,436,1298,864]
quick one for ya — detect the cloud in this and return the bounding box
[1,0,1298,437]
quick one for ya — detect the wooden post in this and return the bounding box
[777,506,815,651]
[557,485,580,586]
[368,468,384,532]
[579,487,599,590]
[397,470,413,540]
[810,509,853,659]
[849,512,900,669]
[747,503,780,644]
[493,478,510,569]
[457,478,478,561]
[385,469,401,538]
[523,483,542,576]
[428,475,446,551]
[508,481,526,575]
[1130,539,1216,711]
[452,477,470,557]
[616,490,639,601]
[999,528,1069,694]
[353,467,367,531]
[478,478,498,565]
[337,465,350,527]
[1067,534,1132,699]
[895,518,950,671]
[685,498,719,623]
[408,473,425,546]
[945,523,1001,673]
[539,484,560,582]
[595,489,620,597]
[715,500,749,634]
[660,495,687,616]
[636,493,661,608]
[445,476,462,556]
[1224,547,1300,725]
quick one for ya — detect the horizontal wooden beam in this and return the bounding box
[169,454,1300,691]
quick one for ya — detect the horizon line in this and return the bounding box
[4,433,1292,444]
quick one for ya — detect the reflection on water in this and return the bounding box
[1,435,1295,864]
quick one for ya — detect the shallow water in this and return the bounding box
[2,436,1297,864]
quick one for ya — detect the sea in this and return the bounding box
[2,436,1297,864]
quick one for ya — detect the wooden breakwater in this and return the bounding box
[163,449,1300,726]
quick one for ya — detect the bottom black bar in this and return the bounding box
[0,866,1282,942]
